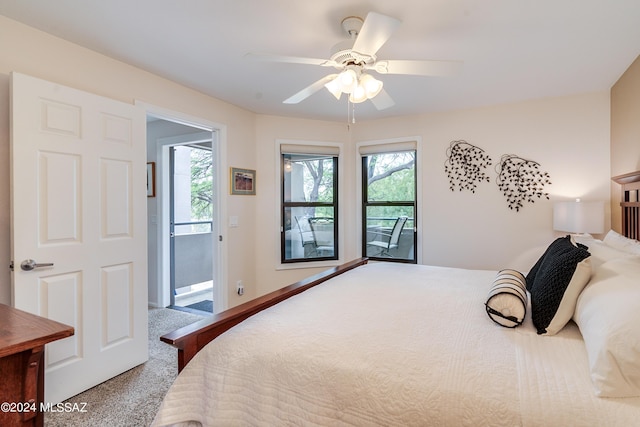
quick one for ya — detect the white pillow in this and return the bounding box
[603,229,640,255]
[575,238,635,271]
[537,257,591,335]
[574,256,640,397]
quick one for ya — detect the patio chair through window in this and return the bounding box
[295,216,334,257]
[308,217,334,257]
[366,216,408,257]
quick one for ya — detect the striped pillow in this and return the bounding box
[485,269,528,328]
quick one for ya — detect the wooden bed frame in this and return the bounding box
[612,170,640,241]
[161,257,368,372]
[161,171,640,373]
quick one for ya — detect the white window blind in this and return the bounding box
[281,144,340,155]
[358,141,417,155]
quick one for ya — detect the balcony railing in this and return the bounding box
[173,220,213,290]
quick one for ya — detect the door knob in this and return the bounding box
[20,259,54,271]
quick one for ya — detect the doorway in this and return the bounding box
[144,108,227,315]
[169,142,214,312]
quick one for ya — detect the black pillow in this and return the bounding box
[527,236,591,335]
[525,235,587,290]
[525,248,548,291]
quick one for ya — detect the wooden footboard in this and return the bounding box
[161,257,369,372]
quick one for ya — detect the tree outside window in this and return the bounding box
[174,145,213,234]
[282,152,338,263]
[362,151,417,263]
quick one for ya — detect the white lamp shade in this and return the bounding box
[338,69,357,94]
[324,77,342,100]
[349,83,368,103]
[553,200,605,234]
[325,69,384,105]
[360,74,383,98]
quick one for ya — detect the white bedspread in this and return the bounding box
[152,263,640,426]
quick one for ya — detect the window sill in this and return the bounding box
[276,259,342,271]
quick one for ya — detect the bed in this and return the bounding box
[153,172,640,427]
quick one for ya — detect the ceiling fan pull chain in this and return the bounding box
[346,98,351,125]
[351,99,356,124]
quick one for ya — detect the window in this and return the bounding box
[281,146,338,263]
[361,147,416,263]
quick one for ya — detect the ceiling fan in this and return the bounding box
[247,11,462,110]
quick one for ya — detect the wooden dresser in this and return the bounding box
[0,304,74,426]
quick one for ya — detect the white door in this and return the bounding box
[10,72,148,403]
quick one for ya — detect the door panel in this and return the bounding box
[41,272,82,367]
[101,158,133,237]
[10,72,148,403]
[39,151,81,243]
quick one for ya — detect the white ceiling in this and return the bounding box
[1,0,639,122]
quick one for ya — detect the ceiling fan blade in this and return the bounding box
[370,88,395,110]
[283,74,338,104]
[245,53,337,67]
[372,59,463,76]
[352,12,401,57]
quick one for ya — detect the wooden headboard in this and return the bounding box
[612,170,640,240]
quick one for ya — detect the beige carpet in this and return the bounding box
[45,307,205,427]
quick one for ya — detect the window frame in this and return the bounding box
[360,147,418,264]
[279,144,340,265]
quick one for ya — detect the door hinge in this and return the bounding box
[219,235,223,242]
[9,261,14,271]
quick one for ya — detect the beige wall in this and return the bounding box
[253,92,611,295]
[610,55,640,232]
[0,16,257,306]
[0,15,620,306]
[253,115,351,297]
[353,93,611,271]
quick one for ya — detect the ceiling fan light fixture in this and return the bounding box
[250,11,461,113]
[349,83,368,103]
[360,73,383,98]
[338,68,357,93]
[324,76,342,100]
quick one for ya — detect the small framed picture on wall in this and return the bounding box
[230,167,256,195]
